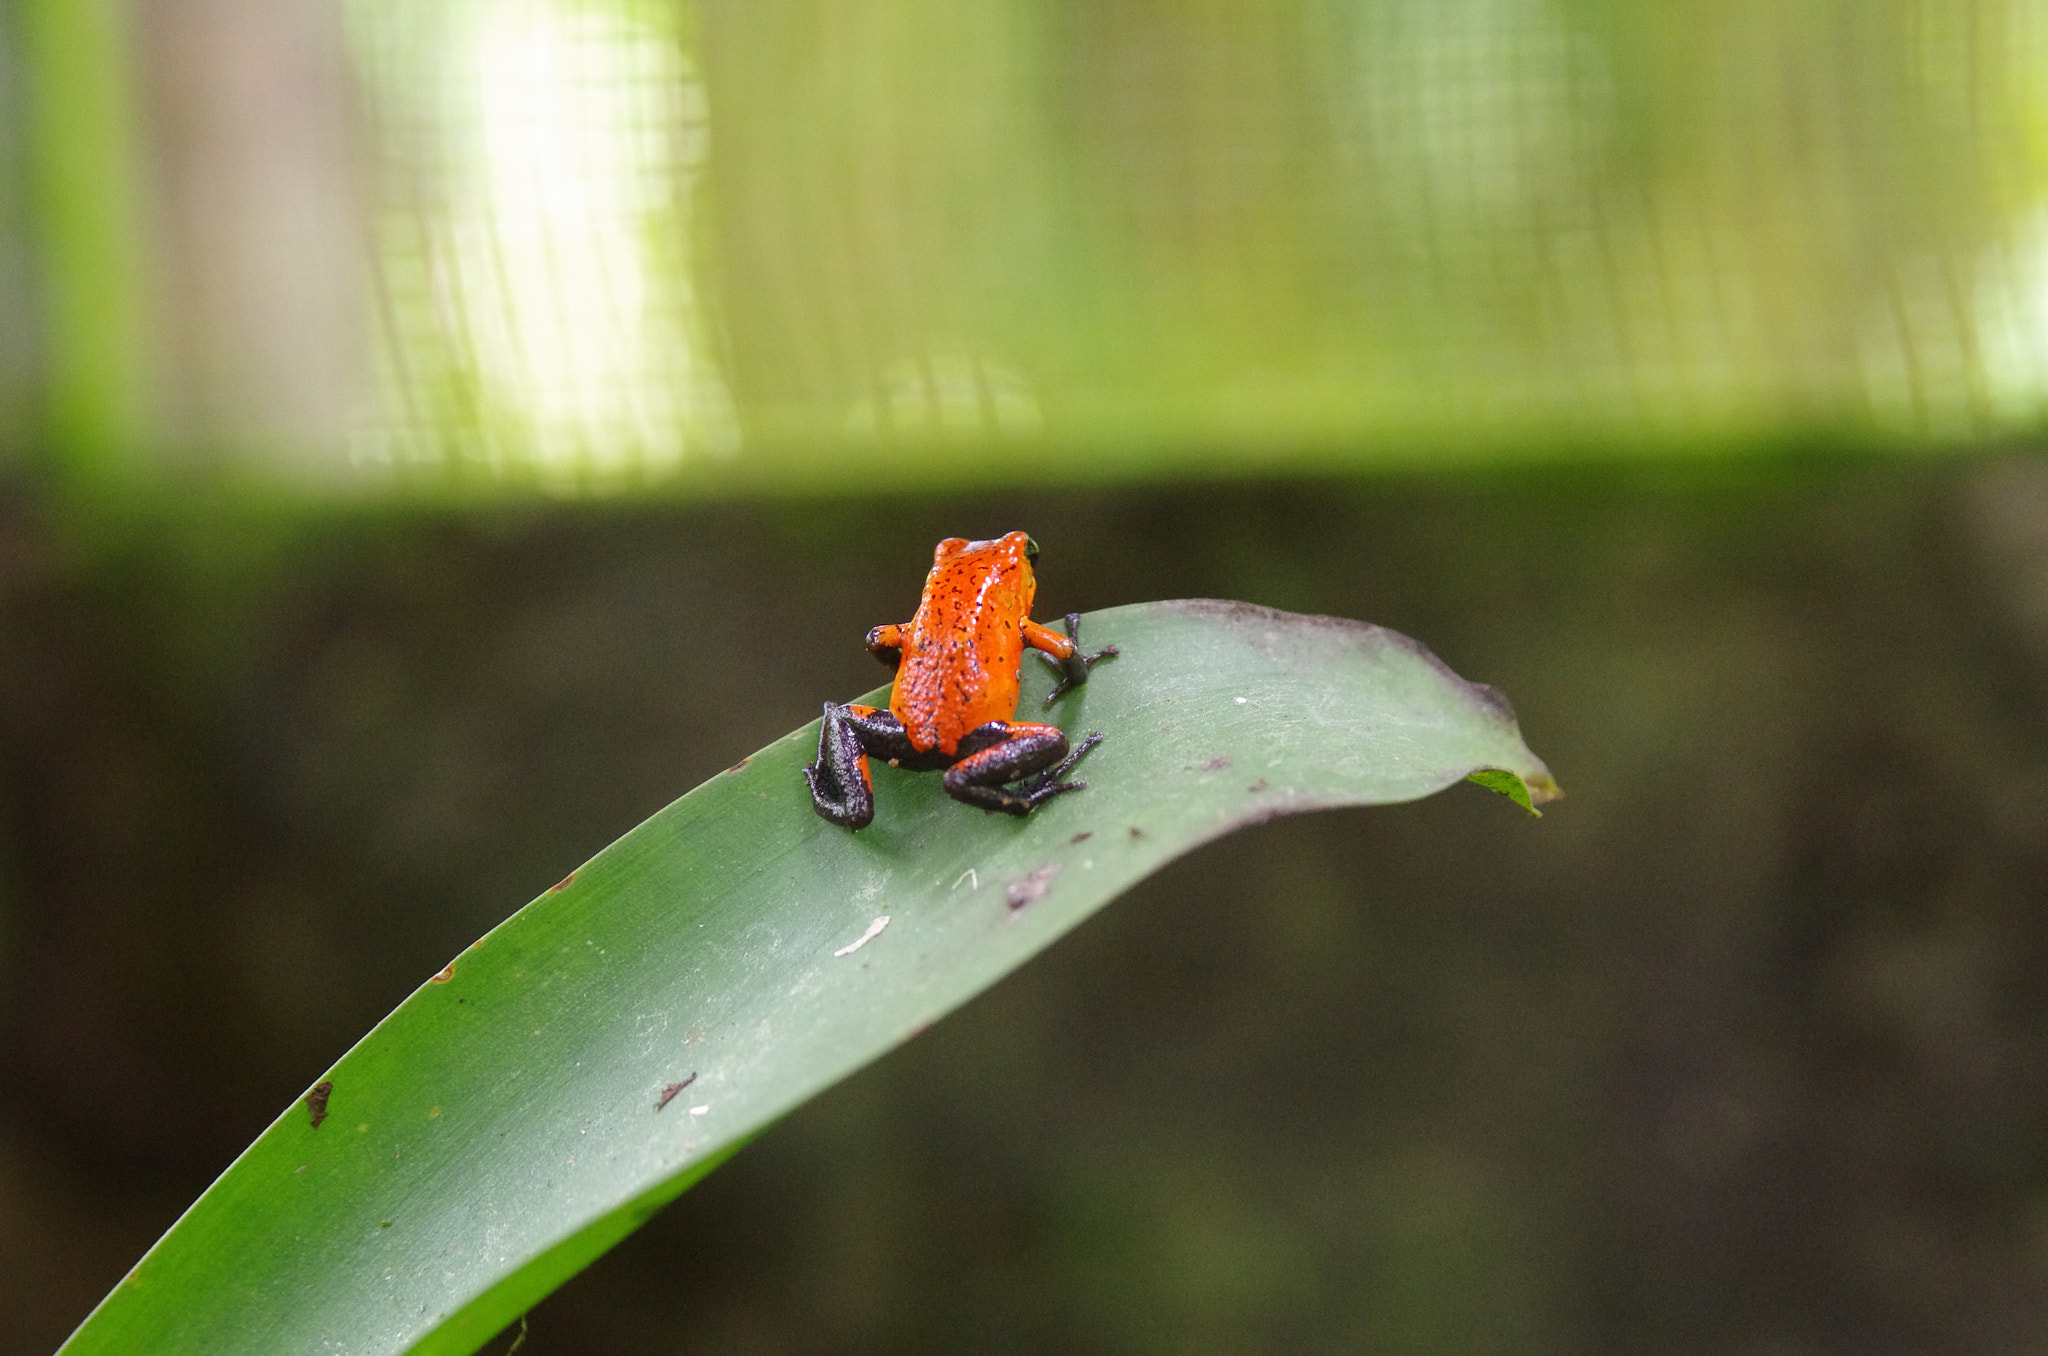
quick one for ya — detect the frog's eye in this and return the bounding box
[1024,535,1040,561]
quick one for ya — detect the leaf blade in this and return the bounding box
[60,600,1555,1356]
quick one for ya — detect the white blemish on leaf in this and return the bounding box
[1006,863,1062,909]
[834,916,891,957]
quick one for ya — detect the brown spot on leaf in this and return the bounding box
[549,872,576,894]
[1007,863,1062,909]
[726,757,749,773]
[305,1080,333,1129]
[1247,778,1268,793]
[430,961,455,983]
[656,1072,698,1111]
[1202,756,1230,772]
[1128,826,1145,840]
[1071,831,1092,844]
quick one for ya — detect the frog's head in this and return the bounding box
[934,531,1036,567]
[989,531,1038,579]
[932,532,1040,601]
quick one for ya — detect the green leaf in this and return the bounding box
[59,600,1557,1356]
[1466,766,1547,815]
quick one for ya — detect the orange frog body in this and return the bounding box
[806,532,1118,830]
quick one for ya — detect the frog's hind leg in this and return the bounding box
[806,703,915,830]
[942,722,1105,817]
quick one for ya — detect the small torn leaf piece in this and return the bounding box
[1466,767,1556,816]
[61,600,1556,1356]
[655,1074,697,1112]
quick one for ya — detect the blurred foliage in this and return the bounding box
[8,0,150,476]
[0,12,31,459]
[7,0,2048,490]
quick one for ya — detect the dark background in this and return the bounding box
[7,460,2048,1353]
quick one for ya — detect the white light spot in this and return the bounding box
[359,0,737,482]
[688,1104,710,1117]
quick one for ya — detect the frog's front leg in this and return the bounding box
[942,721,1105,817]
[806,702,916,830]
[1025,613,1119,706]
[865,623,907,671]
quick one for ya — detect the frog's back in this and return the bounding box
[892,535,1035,754]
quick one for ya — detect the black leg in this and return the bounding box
[806,703,916,830]
[942,723,1105,816]
[1040,612,1119,706]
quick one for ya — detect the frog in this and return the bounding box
[806,531,1118,830]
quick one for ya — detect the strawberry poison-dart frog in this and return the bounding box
[806,532,1118,830]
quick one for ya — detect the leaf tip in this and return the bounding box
[1465,767,1561,816]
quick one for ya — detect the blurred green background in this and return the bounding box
[7,2,2048,1353]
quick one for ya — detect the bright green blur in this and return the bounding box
[12,0,2048,488]
[14,0,151,480]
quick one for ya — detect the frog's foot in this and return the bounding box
[948,725,1106,816]
[943,724,1103,817]
[1014,730,1105,804]
[807,702,915,830]
[1039,613,1119,707]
